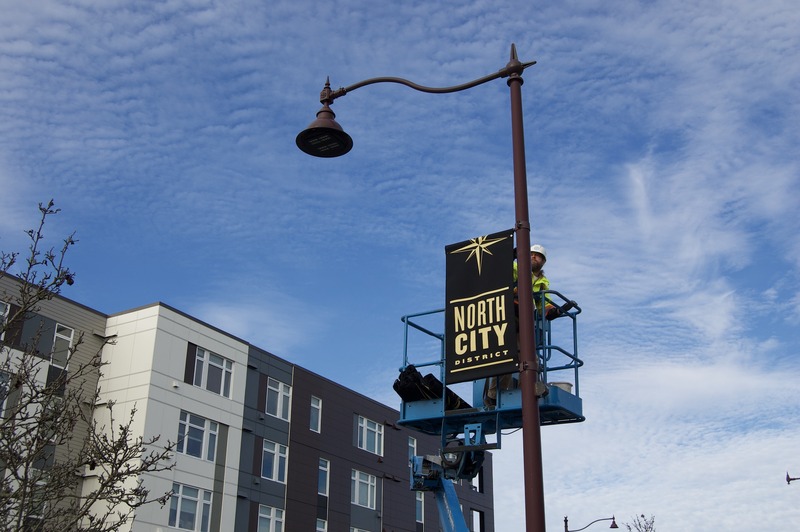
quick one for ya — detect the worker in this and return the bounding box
[513,244,559,319]
[484,244,561,407]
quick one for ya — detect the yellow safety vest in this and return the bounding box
[513,261,551,311]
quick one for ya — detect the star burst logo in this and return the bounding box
[449,234,508,274]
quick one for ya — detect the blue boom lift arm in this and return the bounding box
[411,455,473,532]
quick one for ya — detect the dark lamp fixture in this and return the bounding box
[295,102,353,157]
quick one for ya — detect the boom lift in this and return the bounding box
[394,290,584,532]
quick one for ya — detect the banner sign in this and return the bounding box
[445,229,516,384]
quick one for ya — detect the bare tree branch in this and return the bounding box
[1,201,174,531]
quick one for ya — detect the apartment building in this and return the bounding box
[0,276,495,531]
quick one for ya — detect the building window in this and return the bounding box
[310,395,322,432]
[23,495,46,531]
[266,377,291,421]
[416,490,424,524]
[357,416,383,456]
[41,398,63,443]
[169,483,212,532]
[408,436,417,460]
[350,469,377,510]
[471,468,484,493]
[261,440,288,483]
[471,509,485,532]
[257,504,284,532]
[316,519,327,531]
[24,516,44,531]
[0,301,8,341]
[0,371,9,416]
[318,458,329,496]
[176,411,218,462]
[193,347,233,398]
[51,324,73,368]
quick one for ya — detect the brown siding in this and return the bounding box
[285,364,495,531]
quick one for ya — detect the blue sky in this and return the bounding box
[2,0,799,529]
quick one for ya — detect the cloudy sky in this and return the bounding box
[2,0,799,529]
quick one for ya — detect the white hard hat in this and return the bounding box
[530,244,547,260]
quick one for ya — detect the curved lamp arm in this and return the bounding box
[322,50,536,103]
[565,516,619,532]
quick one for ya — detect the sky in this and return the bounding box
[1,0,799,529]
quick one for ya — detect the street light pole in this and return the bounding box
[507,49,546,532]
[297,44,545,531]
[564,516,619,531]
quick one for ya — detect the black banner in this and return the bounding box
[445,229,516,384]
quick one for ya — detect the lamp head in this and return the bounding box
[610,516,619,529]
[296,102,353,158]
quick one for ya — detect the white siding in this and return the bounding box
[91,304,247,531]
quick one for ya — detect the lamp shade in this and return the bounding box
[295,103,353,157]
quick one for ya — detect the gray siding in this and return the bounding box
[0,275,109,507]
